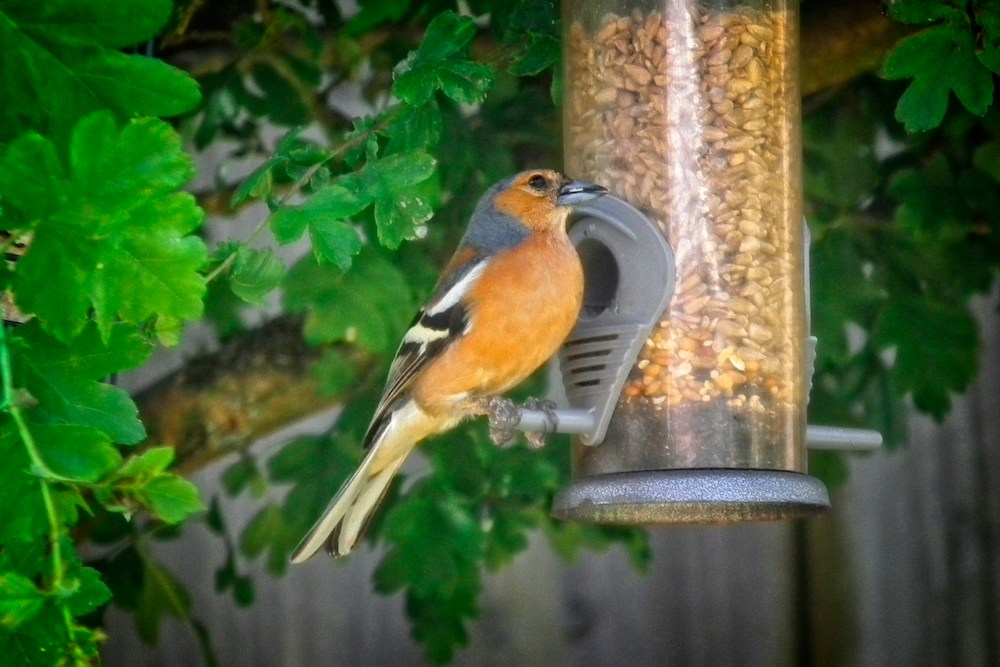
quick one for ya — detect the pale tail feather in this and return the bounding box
[289,401,444,563]
[288,449,408,563]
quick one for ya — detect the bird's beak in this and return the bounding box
[557,180,608,206]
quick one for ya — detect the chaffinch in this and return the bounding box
[290,169,607,562]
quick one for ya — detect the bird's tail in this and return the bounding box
[289,400,444,563]
[289,447,408,563]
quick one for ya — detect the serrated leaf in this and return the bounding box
[374,194,434,248]
[309,220,364,269]
[240,504,285,559]
[32,424,121,483]
[882,23,994,132]
[230,247,285,305]
[872,296,979,419]
[0,573,46,629]
[270,181,370,245]
[10,322,150,444]
[373,482,483,665]
[221,457,260,497]
[3,113,207,342]
[362,151,436,247]
[976,4,1000,74]
[140,475,204,524]
[64,564,111,617]
[239,503,297,574]
[136,559,191,644]
[232,163,274,208]
[0,0,201,143]
[283,248,414,352]
[374,491,482,598]
[113,447,175,480]
[392,11,494,107]
[508,36,560,77]
[387,102,443,153]
[811,226,884,363]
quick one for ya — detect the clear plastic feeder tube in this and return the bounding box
[564,0,806,475]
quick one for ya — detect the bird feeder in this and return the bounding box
[512,0,881,524]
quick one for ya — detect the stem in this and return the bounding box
[0,324,73,630]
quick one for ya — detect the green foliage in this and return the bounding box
[0,0,205,662]
[2,0,1000,664]
[805,75,1000,442]
[883,0,1000,131]
[0,112,207,342]
[392,12,495,106]
[0,0,200,144]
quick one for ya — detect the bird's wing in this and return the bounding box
[362,253,489,447]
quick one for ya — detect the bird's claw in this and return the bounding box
[486,396,521,447]
[522,397,558,449]
[483,396,558,449]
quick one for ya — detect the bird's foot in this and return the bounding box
[485,396,521,447]
[479,396,558,449]
[521,398,558,449]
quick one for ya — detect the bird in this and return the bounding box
[289,169,607,563]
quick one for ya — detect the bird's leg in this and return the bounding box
[468,396,522,447]
[468,396,558,449]
[488,397,522,447]
[521,397,559,449]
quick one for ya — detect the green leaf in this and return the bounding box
[387,102,443,153]
[976,4,1000,74]
[283,248,414,352]
[973,137,1000,182]
[230,247,285,306]
[882,22,994,132]
[2,113,207,342]
[239,504,298,575]
[232,128,332,207]
[135,559,191,644]
[32,424,121,483]
[887,0,964,24]
[872,296,979,419]
[0,0,201,143]
[0,426,46,549]
[10,322,150,444]
[360,150,436,248]
[63,564,112,617]
[311,351,361,396]
[221,457,266,499]
[113,447,175,480]
[139,475,205,524]
[373,481,483,664]
[811,226,884,363]
[0,573,45,629]
[268,178,368,268]
[804,102,879,209]
[508,36,560,77]
[309,220,364,269]
[392,11,494,107]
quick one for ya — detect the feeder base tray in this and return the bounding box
[552,469,830,524]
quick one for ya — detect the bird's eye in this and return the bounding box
[527,174,548,190]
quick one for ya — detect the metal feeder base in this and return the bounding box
[552,469,830,524]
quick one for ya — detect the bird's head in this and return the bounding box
[490,170,607,233]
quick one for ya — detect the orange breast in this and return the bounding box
[412,233,583,415]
